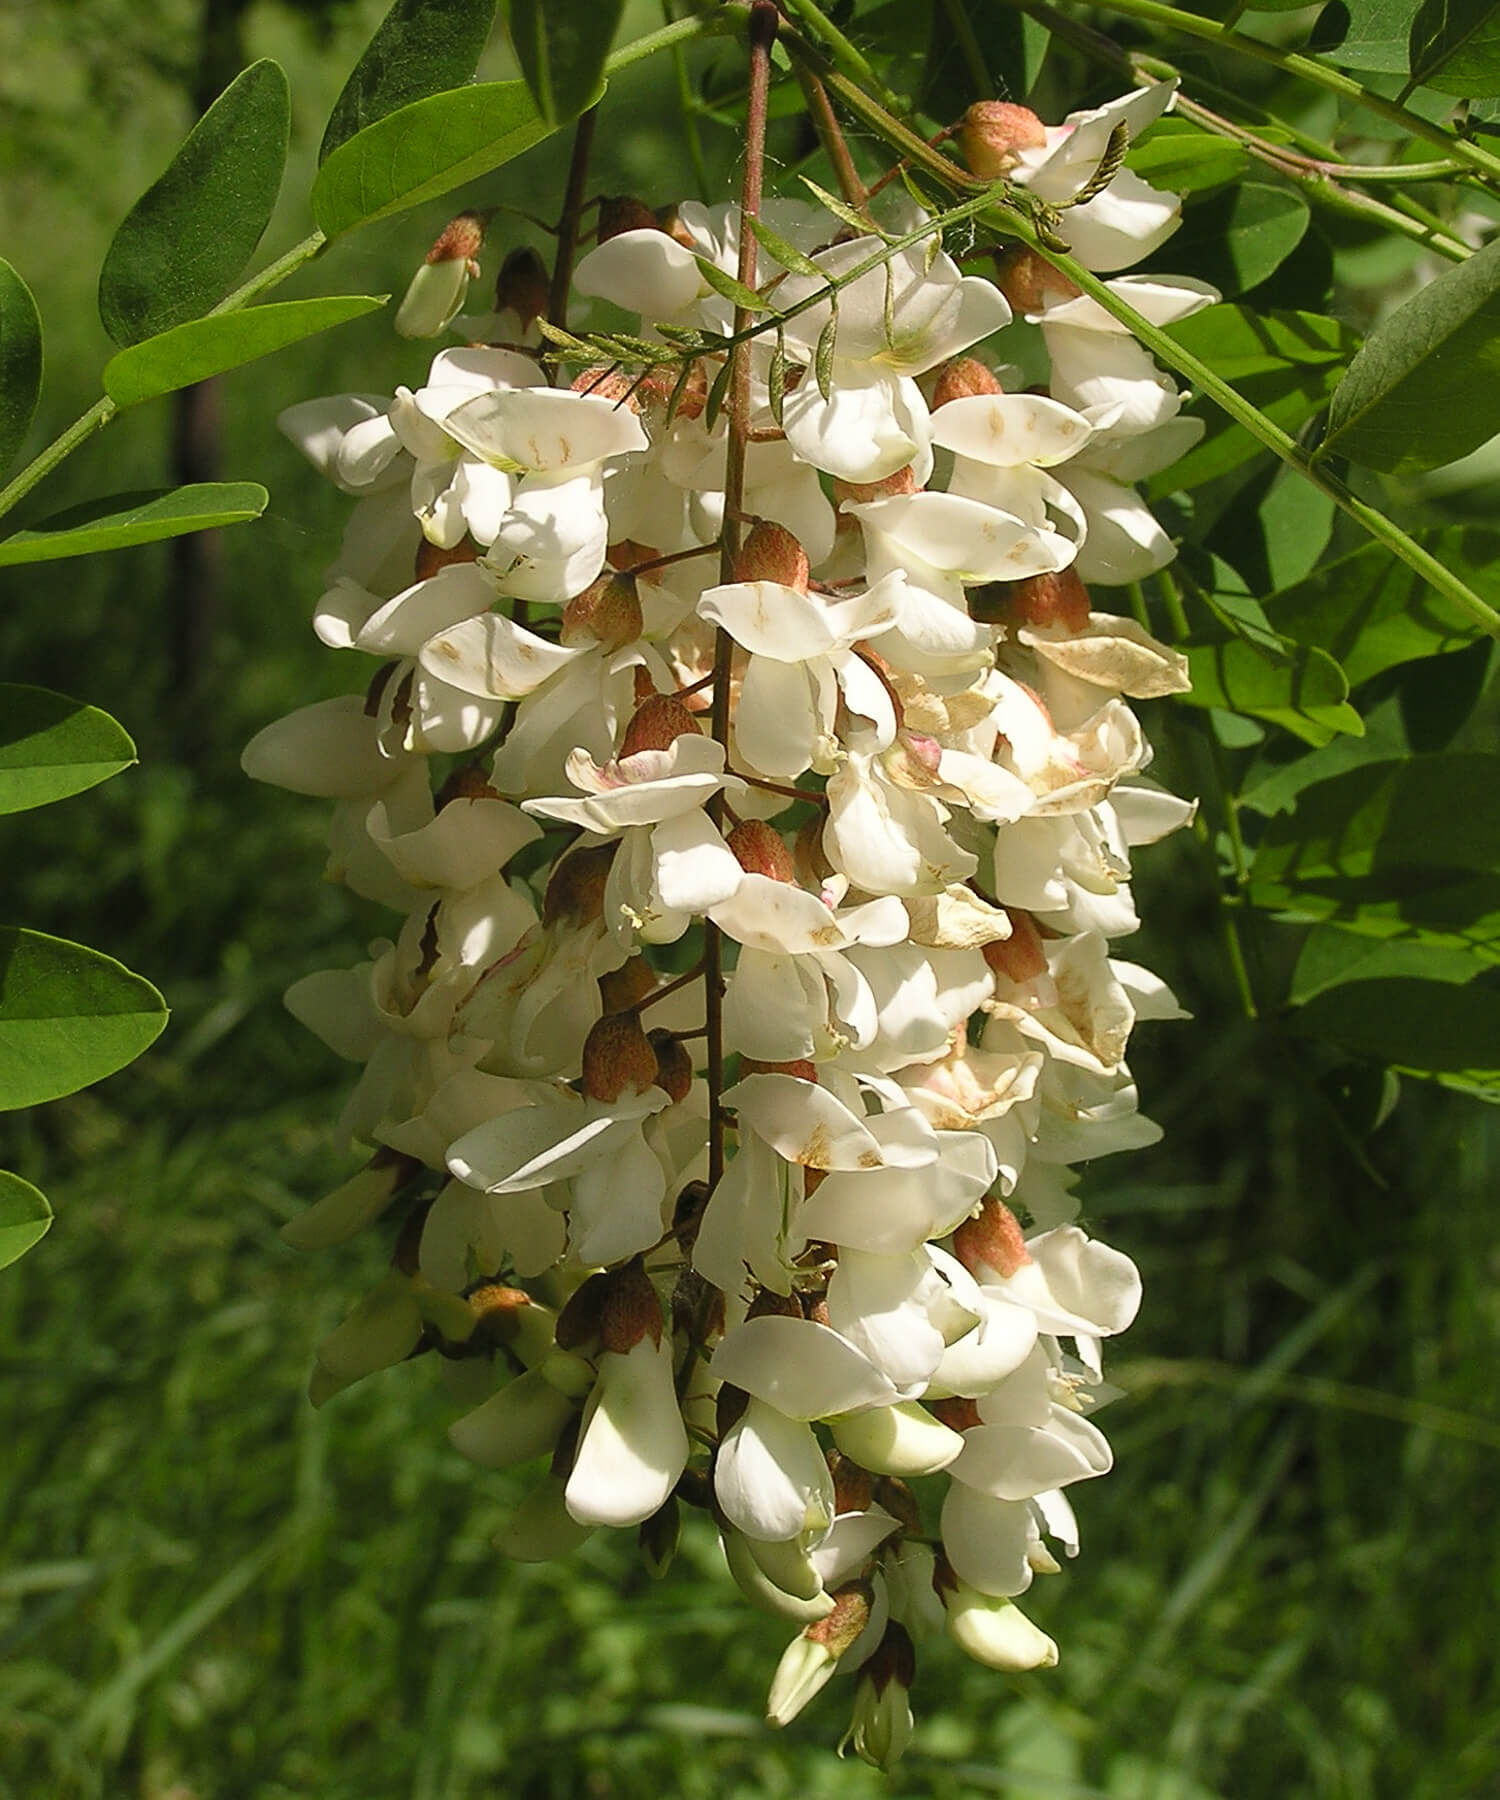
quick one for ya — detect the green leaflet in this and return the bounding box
[1318,236,1500,475]
[0,484,268,566]
[102,300,386,408]
[1178,639,1363,745]
[509,0,626,127]
[0,686,136,813]
[321,0,498,161]
[97,61,290,348]
[0,928,167,1112]
[0,258,42,479]
[311,81,586,239]
[1407,0,1500,95]
[0,1170,50,1271]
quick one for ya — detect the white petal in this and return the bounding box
[710,1315,900,1419]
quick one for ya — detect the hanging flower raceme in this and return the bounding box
[250,92,1207,1761]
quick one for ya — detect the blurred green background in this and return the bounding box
[1,2,1497,1795]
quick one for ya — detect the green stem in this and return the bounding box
[0,397,116,524]
[604,7,737,74]
[780,0,909,115]
[665,2,712,202]
[209,228,326,315]
[1028,0,1500,183]
[939,0,996,101]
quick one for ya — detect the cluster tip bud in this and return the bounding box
[959,101,1048,178]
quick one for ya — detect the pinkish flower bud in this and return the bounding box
[928,1395,982,1433]
[727,819,796,882]
[412,535,480,582]
[995,247,1081,314]
[952,1195,1033,1280]
[983,908,1050,983]
[932,356,1004,407]
[582,1011,661,1103]
[571,365,643,410]
[561,573,644,651]
[739,1056,819,1083]
[395,211,486,338]
[960,102,1048,177]
[828,1449,876,1515]
[832,467,920,505]
[734,521,809,592]
[619,693,703,758]
[1008,566,1092,634]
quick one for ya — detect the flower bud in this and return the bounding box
[597,194,662,242]
[928,1395,982,1433]
[571,365,643,409]
[828,1449,875,1515]
[727,819,796,882]
[734,521,809,592]
[582,1011,660,1103]
[492,245,550,333]
[619,693,702,758]
[931,356,1003,407]
[395,211,485,338]
[542,841,618,927]
[830,1401,965,1477]
[960,101,1048,178]
[561,572,643,650]
[413,535,479,582]
[448,1368,577,1469]
[555,1270,613,1350]
[740,1056,819,1083]
[952,1195,1033,1280]
[842,1623,915,1771]
[724,1528,836,1623]
[936,1563,1059,1671]
[983,908,1049,983]
[832,466,920,505]
[648,1030,694,1104]
[873,1476,924,1537]
[280,1146,419,1251]
[1007,566,1092,634]
[598,1260,665,1352]
[766,1580,874,1727]
[995,247,1080,314]
[598,956,657,1012]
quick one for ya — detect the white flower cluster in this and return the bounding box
[247,82,1207,1764]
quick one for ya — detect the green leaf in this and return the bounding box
[1291,977,1500,1077]
[1290,924,1485,1002]
[102,298,386,408]
[311,80,579,239]
[1126,122,1252,194]
[799,176,888,240]
[1263,526,1493,685]
[1408,0,1500,94]
[0,928,167,1111]
[1178,638,1363,744]
[509,0,625,127]
[1319,235,1500,474]
[1313,0,1420,72]
[1150,307,1358,494]
[97,61,290,349]
[0,258,42,479]
[747,216,824,280]
[1162,184,1312,299]
[321,0,498,162]
[0,1170,50,1270]
[694,258,766,313]
[815,309,838,402]
[0,483,268,566]
[0,686,136,814]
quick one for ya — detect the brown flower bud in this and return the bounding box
[734,521,810,592]
[873,1475,924,1537]
[1008,566,1092,634]
[995,247,1080,315]
[983,908,1049,984]
[426,210,487,266]
[619,693,702,758]
[929,1395,982,1433]
[571,365,642,410]
[542,841,618,928]
[716,1381,750,1436]
[865,1620,917,1695]
[828,1449,876,1516]
[648,1030,694,1104]
[806,1579,874,1655]
[466,1283,536,1348]
[952,1195,1033,1280]
[739,1056,819,1083]
[599,1260,664,1351]
[832,466,920,505]
[555,1271,613,1349]
[413,536,480,584]
[932,355,1004,408]
[598,956,657,1013]
[960,101,1048,178]
[609,538,659,571]
[597,194,662,242]
[655,202,698,250]
[561,573,643,651]
[436,761,500,805]
[493,245,550,329]
[727,819,796,882]
[582,1011,660,1102]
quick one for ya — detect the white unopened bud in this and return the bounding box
[395,212,485,338]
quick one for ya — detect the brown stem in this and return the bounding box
[796,67,868,208]
[548,105,600,329]
[731,770,829,807]
[707,0,779,1191]
[636,962,710,1014]
[626,543,719,577]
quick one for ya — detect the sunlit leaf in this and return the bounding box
[0,686,136,813]
[1312,0,1420,72]
[311,81,582,238]
[0,258,42,478]
[510,0,625,127]
[1318,235,1500,473]
[1290,924,1485,1002]
[1178,639,1362,744]
[0,928,167,1111]
[98,61,290,347]
[321,0,498,161]
[0,1170,50,1270]
[1408,0,1500,94]
[0,484,267,566]
[102,299,386,407]
[1165,184,1311,297]
[1126,122,1251,194]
